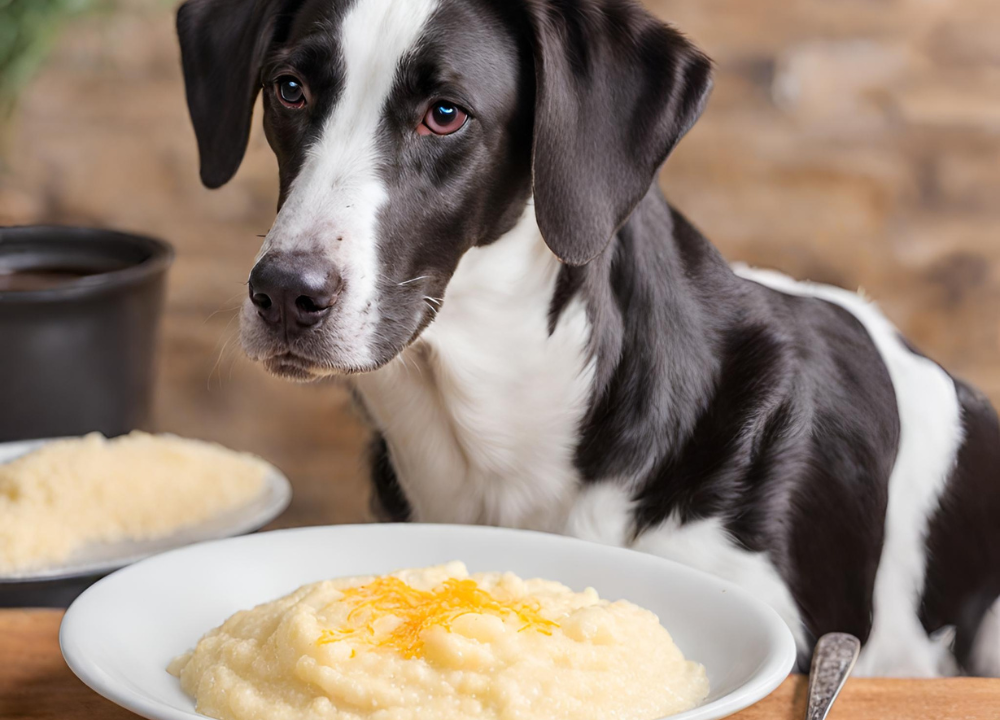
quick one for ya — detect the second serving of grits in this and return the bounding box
[171,562,708,720]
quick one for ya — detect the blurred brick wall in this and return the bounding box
[1,0,997,523]
[659,0,1000,400]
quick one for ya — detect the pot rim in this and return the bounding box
[0,225,174,304]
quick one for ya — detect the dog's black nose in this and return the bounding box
[248,255,343,329]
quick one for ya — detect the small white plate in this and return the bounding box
[61,524,796,720]
[0,437,292,583]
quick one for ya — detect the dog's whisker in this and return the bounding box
[207,309,245,390]
[218,334,242,385]
[226,348,243,382]
[203,289,248,326]
[397,351,413,376]
[209,336,234,391]
[203,303,243,325]
[423,296,443,306]
[399,276,429,286]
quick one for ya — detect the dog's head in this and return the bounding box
[177,0,711,379]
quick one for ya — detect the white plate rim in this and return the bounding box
[0,436,292,583]
[59,523,797,720]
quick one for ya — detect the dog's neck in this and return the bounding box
[352,187,729,528]
[569,188,727,483]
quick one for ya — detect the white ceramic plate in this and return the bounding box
[61,524,796,720]
[0,437,292,583]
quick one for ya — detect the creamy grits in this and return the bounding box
[0,432,268,573]
[170,562,709,720]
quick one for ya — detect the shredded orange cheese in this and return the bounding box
[316,576,558,658]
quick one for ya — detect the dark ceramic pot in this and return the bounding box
[0,226,173,442]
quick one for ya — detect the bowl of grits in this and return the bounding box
[60,524,797,720]
[0,432,291,607]
[169,563,709,720]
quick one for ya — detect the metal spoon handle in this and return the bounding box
[806,633,861,720]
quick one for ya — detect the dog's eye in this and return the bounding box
[275,76,307,108]
[420,101,468,136]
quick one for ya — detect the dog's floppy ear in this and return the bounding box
[525,0,712,266]
[176,0,296,189]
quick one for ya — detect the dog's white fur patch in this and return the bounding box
[567,484,808,652]
[354,205,596,531]
[565,483,635,547]
[634,512,809,651]
[735,265,965,677]
[258,0,441,369]
[566,483,810,653]
[972,598,1000,677]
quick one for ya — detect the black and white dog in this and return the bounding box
[176,0,1000,676]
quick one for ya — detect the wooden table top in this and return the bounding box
[2,610,997,720]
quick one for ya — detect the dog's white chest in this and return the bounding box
[354,211,595,530]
